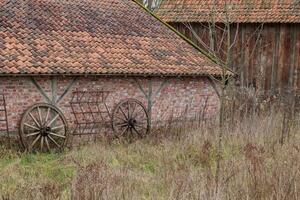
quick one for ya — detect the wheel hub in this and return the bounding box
[128,118,137,128]
[40,127,51,137]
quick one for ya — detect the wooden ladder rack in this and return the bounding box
[0,94,9,145]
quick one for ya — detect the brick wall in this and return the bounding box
[0,76,219,134]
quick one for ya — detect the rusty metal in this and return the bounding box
[70,90,112,135]
[0,94,9,146]
[19,103,68,152]
[112,98,150,140]
[70,90,150,140]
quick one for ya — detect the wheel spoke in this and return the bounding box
[24,123,40,131]
[113,100,149,141]
[45,137,50,151]
[51,124,65,131]
[47,114,60,127]
[135,123,148,130]
[129,128,133,138]
[131,102,137,118]
[136,121,148,126]
[133,108,145,119]
[37,106,43,125]
[30,135,41,149]
[45,107,50,125]
[29,113,40,127]
[120,127,129,137]
[47,135,61,147]
[21,103,68,152]
[48,132,66,138]
[115,122,128,127]
[25,131,40,137]
[127,102,131,119]
[119,107,128,120]
[132,126,143,138]
[114,115,127,121]
[140,119,148,123]
[40,136,44,151]
[137,117,148,122]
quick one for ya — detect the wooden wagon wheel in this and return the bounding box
[112,99,150,140]
[19,103,68,152]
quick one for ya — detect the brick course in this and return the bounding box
[0,76,219,135]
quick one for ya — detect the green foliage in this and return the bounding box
[0,149,74,199]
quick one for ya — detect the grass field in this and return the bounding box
[0,113,299,199]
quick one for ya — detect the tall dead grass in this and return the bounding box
[0,88,299,199]
[68,111,299,200]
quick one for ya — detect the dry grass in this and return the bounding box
[0,112,299,199]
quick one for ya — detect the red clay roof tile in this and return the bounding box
[155,0,300,23]
[0,0,222,76]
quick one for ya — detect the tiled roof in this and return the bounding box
[0,0,222,76]
[155,0,300,23]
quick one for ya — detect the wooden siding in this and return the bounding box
[170,23,300,93]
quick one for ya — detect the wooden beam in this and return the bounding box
[56,77,78,104]
[30,77,52,104]
[147,79,153,126]
[135,78,168,128]
[51,77,57,104]
[134,78,148,98]
[153,79,168,99]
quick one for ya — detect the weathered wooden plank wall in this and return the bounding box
[171,22,300,93]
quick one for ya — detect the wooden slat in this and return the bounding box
[256,33,264,91]
[230,24,239,72]
[168,22,299,93]
[296,25,300,91]
[289,24,297,90]
[234,24,243,79]
[262,26,274,92]
[270,25,280,93]
[278,24,291,92]
[252,24,263,90]
[248,24,255,87]
[240,24,246,87]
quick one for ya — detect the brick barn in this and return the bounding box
[0,0,221,150]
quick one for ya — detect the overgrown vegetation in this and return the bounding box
[0,109,299,199]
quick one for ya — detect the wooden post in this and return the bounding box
[134,78,168,129]
[56,77,78,104]
[51,77,57,104]
[30,78,52,104]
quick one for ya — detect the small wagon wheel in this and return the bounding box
[19,103,68,152]
[112,99,150,140]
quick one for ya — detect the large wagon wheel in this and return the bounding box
[112,99,150,141]
[19,103,68,152]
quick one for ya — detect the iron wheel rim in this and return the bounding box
[112,99,150,141]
